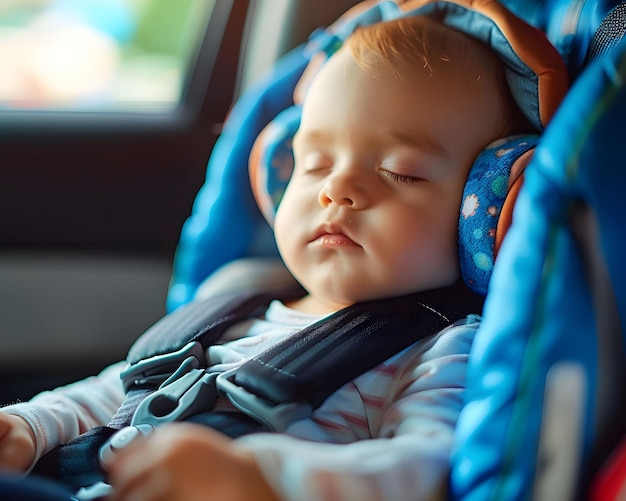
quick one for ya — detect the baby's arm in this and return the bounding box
[0,360,125,472]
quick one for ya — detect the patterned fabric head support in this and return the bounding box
[249,0,569,296]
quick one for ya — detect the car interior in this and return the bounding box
[0,0,358,404]
[0,0,624,499]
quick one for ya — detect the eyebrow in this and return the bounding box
[294,128,449,159]
[293,130,333,147]
[384,131,449,159]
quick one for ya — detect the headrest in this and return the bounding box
[249,0,569,296]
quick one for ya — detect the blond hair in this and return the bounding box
[347,16,534,134]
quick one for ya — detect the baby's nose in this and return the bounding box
[318,169,368,209]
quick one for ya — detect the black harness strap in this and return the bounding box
[236,282,482,409]
[32,282,482,490]
[125,288,298,366]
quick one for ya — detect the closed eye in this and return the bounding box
[380,169,421,185]
[295,151,333,175]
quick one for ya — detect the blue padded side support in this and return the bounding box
[167,47,309,312]
[450,38,626,500]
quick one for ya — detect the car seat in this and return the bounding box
[450,8,626,501]
[165,0,625,499]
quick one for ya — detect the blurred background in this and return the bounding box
[0,0,214,112]
[0,0,231,404]
[0,0,358,405]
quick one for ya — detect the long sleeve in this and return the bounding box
[1,361,125,466]
[236,316,478,501]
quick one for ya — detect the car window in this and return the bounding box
[0,0,215,113]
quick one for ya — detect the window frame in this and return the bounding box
[0,0,250,255]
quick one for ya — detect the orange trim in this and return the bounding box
[494,172,522,257]
[494,147,534,256]
[294,52,325,105]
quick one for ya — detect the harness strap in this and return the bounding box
[127,281,482,432]
[237,281,482,408]
[218,281,483,430]
[32,282,482,490]
[126,288,296,366]
[107,388,151,430]
[33,426,117,491]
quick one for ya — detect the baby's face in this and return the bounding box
[274,44,505,314]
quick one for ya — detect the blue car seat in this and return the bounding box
[170,0,626,499]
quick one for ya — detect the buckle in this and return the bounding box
[120,341,206,392]
[131,368,219,427]
[76,481,113,500]
[216,368,313,432]
[98,423,155,467]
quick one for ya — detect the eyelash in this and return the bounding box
[380,170,420,185]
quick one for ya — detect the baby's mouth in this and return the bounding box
[309,223,361,249]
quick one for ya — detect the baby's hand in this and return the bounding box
[0,413,37,472]
[104,423,279,501]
